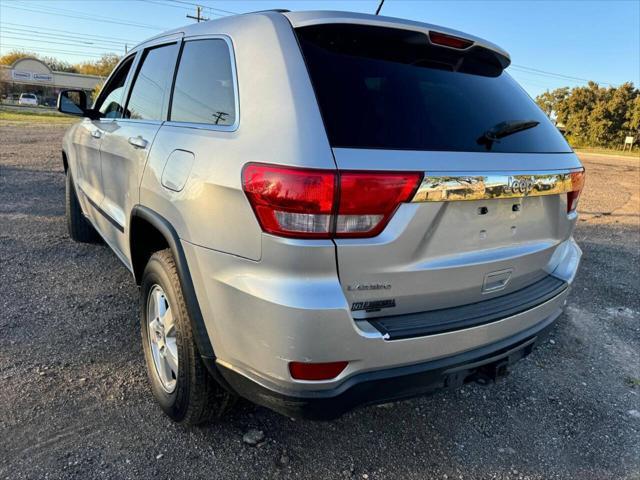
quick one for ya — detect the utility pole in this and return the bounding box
[187,6,209,23]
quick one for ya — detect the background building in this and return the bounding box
[0,57,103,106]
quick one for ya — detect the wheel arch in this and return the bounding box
[62,150,68,173]
[129,206,220,366]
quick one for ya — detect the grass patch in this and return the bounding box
[575,147,640,158]
[625,377,640,389]
[0,109,77,124]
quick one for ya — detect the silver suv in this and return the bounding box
[58,10,584,423]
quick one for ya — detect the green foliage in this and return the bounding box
[76,54,121,77]
[91,82,104,103]
[0,50,39,66]
[536,82,639,148]
[41,56,77,73]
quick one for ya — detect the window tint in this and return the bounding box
[170,39,236,126]
[96,55,134,118]
[296,25,571,153]
[126,43,178,120]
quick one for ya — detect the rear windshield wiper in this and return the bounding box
[477,120,540,149]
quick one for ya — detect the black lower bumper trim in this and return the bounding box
[218,312,560,420]
[369,275,567,339]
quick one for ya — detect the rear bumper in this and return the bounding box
[218,311,559,420]
[183,236,580,417]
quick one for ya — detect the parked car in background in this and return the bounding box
[57,9,584,424]
[18,93,38,106]
[42,97,57,108]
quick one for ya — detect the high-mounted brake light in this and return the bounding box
[242,164,422,239]
[567,170,585,213]
[289,361,348,381]
[428,31,474,49]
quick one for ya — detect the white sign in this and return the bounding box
[11,70,53,83]
[33,73,53,82]
[11,70,31,81]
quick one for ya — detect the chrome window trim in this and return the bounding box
[411,169,584,203]
[164,34,240,133]
[122,40,181,123]
[130,32,184,53]
[112,119,163,126]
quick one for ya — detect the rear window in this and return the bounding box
[296,24,571,153]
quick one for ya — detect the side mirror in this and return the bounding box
[57,90,100,119]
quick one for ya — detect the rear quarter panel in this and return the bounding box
[140,12,336,260]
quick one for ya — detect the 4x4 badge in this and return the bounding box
[347,282,391,291]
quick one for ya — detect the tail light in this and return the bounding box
[567,170,585,213]
[243,164,422,239]
[289,361,348,381]
[242,164,335,238]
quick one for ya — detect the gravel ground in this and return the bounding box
[1,123,639,480]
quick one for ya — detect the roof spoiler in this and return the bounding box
[283,10,511,70]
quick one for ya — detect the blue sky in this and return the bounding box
[1,0,638,98]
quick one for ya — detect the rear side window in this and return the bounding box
[125,43,178,121]
[296,24,571,153]
[169,39,236,126]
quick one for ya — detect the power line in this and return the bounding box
[510,64,617,87]
[0,43,106,58]
[186,5,209,22]
[0,35,122,51]
[0,21,143,44]
[0,28,130,47]
[512,64,594,83]
[137,0,225,17]
[164,0,239,15]
[138,0,196,11]
[2,4,169,31]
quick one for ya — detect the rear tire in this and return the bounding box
[65,172,99,243]
[140,249,235,425]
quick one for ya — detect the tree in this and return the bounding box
[0,50,38,66]
[75,54,121,77]
[535,87,569,119]
[41,56,77,73]
[91,81,104,103]
[628,95,640,133]
[536,82,639,147]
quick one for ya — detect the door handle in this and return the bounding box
[128,136,148,149]
[91,130,102,139]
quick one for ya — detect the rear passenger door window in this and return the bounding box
[125,43,179,121]
[169,39,237,127]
